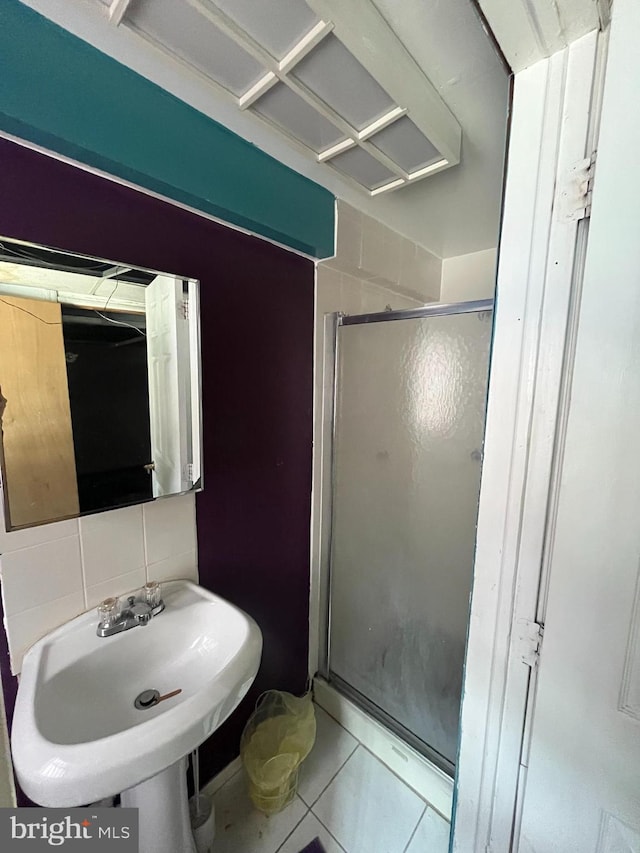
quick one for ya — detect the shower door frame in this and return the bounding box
[318,298,494,777]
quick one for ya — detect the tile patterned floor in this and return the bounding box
[211,705,450,853]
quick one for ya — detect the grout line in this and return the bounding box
[312,701,349,734]
[357,743,433,807]
[77,525,88,611]
[141,505,149,582]
[0,530,79,556]
[307,739,431,853]
[274,802,310,853]
[309,808,349,853]
[401,803,427,853]
[5,587,84,621]
[84,566,147,607]
[301,738,359,810]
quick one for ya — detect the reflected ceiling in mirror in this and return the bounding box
[0,238,202,531]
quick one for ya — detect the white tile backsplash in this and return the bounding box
[147,549,198,584]
[0,536,83,617]
[0,511,78,556]
[85,566,148,610]
[0,494,198,673]
[143,495,197,564]
[80,505,145,586]
[5,592,86,674]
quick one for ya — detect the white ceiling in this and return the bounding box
[367,0,510,257]
[19,0,511,258]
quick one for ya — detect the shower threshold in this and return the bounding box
[313,677,454,821]
[327,672,455,777]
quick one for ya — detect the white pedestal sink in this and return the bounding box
[11,580,262,853]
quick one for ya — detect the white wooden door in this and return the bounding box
[517,1,640,849]
[145,274,190,497]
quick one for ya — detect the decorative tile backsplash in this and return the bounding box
[0,495,198,674]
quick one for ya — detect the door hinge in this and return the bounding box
[558,152,596,222]
[181,296,189,321]
[183,462,194,485]
[517,618,544,668]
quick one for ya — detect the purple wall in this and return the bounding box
[0,138,314,793]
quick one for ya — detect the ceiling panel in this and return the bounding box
[369,116,442,174]
[252,84,347,153]
[86,0,469,198]
[291,33,396,131]
[127,0,265,96]
[329,146,397,190]
[41,0,507,245]
[209,0,321,59]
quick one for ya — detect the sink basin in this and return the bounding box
[12,580,262,807]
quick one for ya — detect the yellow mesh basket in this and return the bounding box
[241,690,316,815]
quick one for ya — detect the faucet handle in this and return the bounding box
[144,581,162,609]
[97,596,120,628]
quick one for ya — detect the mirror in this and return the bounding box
[0,237,202,531]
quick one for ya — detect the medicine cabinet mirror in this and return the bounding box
[0,237,202,531]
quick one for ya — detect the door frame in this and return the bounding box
[452,28,606,852]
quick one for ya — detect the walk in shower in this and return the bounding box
[321,300,493,774]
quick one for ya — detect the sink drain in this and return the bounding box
[134,687,183,709]
[134,689,160,710]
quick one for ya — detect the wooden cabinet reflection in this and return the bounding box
[0,294,79,528]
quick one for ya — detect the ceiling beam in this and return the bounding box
[307,0,461,167]
[108,0,131,27]
[191,0,411,183]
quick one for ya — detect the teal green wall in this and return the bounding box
[0,2,334,258]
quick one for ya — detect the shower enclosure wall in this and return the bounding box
[321,300,493,773]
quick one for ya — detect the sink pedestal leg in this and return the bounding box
[121,756,197,853]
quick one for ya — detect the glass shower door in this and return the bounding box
[326,304,492,771]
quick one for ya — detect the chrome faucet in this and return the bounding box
[96,583,164,637]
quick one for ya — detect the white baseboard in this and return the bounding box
[201,755,243,798]
[313,677,453,820]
